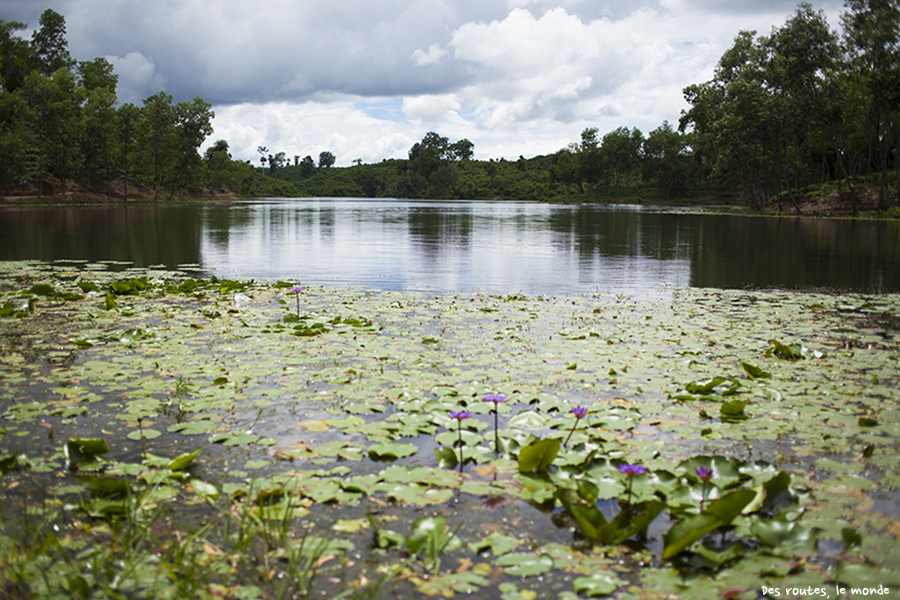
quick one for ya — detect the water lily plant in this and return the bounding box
[291,285,303,317]
[563,405,588,448]
[618,463,646,504]
[696,465,713,511]
[448,410,471,468]
[484,394,507,453]
[448,410,471,448]
[137,416,147,460]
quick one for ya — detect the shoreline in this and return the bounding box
[2,191,896,220]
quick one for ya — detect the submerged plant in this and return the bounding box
[618,463,646,504]
[563,405,588,448]
[484,394,507,453]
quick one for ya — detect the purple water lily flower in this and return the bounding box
[618,462,646,504]
[618,463,647,477]
[448,410,471,451]
[564,405,588,448]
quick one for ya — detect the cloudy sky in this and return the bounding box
[3,0,846,166]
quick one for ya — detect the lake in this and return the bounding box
[1,198,898,294]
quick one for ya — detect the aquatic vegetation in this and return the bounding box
[290,285,303,317]
[563,404,588,448]
[1,260,899,598]
[618,462,646,504]
[696,465,712,510]
[483,393,507,453]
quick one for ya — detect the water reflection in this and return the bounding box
[0,204,201,267]
[1,199,897,294]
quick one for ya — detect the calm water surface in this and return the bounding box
[1,198,897,295]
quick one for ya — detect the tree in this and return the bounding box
[77,57,118,93]
[117,102,140,201]
[140,91,177,200]
[0,83,30,186]
[0,20,34,93]
[449,139,474,161]
[766,3,841,211]
[681,30,774,209]
[298,155,315,178]
[22,68,83,196]
[600,126,643,196]
[81,86,118,197]
[553,149,578,199]
[31,9,74,76]
[168,97,214,194]
[643,121,690,199]
[318,151,336,169]
[842,0,900,208]
[267,151,286,173]
[257,146,268,169]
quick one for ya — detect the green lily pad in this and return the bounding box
[518,438,560,474]
[127,428,162,441]
[572,572,623,597]
[168,447,203,471]
[495,552,554,576]
[367,442,418,460]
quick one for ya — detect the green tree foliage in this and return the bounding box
[0,20,33,93]
[0,10,221,200]
[318,151,336,169]
[681,1,898,211]
[22,67,84,196]
[31,9,74,76]
[643,121,690,199]
[842,0,900,209]
[600,126,644,196]
[140,91,177,200]
[77,57,117,93]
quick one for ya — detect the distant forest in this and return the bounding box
[1,2,898,211]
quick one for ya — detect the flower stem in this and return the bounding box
[563,416,581,448]
[493,408,500,453]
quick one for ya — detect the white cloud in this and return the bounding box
[402,94,462,123]
[107,51,166,104]
[412,43,447,66]
[210,99,420,166]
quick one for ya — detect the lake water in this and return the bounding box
[1,198,898,295]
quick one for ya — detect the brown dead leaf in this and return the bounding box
[313,554,335,569]
[454,558,472,573]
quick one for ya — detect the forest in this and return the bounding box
[0,2,898,211]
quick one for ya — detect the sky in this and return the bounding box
[2,0,846,166]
